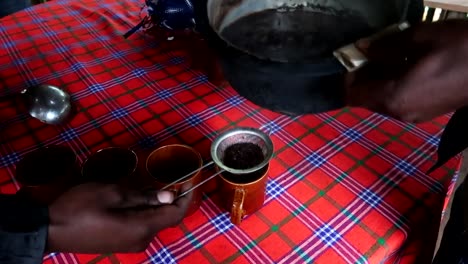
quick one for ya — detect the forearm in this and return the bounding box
[0,195,49,264]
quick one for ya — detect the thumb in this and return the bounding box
[344,63,401,110]
[119,189,176,208]
[131,182,195,232]
[172,182,194,212]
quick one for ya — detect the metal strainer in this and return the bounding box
[210,127,274,175]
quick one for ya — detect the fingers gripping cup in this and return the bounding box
[211,127,274,225]
[146,144,204,217]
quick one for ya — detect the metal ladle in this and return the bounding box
[1,84,74,125]
[161,127,274,198]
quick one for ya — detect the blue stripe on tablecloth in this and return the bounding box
[395,160,417,176]
[343,128,363,141]
[149,248,176,264]
[359,189,383,208]
[306,152,327,167]
[266,179,286,199]
[226,96,243,107]
[428,135,440,147]
[210,214,233,234]
[59,128,80,142]
[0,152,20,167]
[316,224,342,247]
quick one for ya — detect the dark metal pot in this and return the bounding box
[193,0,424,115]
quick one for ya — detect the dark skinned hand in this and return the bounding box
[345,19,468,123]
[47,183,193,253]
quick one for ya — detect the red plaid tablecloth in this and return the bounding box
[0,1,461,263]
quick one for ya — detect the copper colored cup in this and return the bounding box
[15,145,79,205]
[145,144,204,217]
[218,164,269,225]
[209,127,273,225]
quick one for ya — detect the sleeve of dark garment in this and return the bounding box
[429,106,468,173]
[433,179,468,264]
[0,0,32,18]
[0,195,49,264]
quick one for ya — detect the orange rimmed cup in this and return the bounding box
[145,144,204,217]
[210,127,274,225]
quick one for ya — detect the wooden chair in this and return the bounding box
[424,0,468,21]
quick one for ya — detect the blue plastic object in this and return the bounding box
[147,0,195,30]
[125,0,196,38]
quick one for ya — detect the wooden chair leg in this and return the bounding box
[426,7,436,22]
[446,11,467,19]
[439,10,449,20]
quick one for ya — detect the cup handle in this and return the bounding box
[231,188,246,225]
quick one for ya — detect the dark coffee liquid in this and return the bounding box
[83,151,136,183]
[223,143,264,170]
[16,147,75,186]
[222,142,265,184]
[148,157,199,183]
[220,8,371,63]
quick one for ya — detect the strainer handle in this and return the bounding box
[162,161,214,191]
[177,169,223,198]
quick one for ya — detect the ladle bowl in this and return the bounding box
[23,84,74,125]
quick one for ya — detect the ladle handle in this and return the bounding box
[178,170,224,198]
[0,93,23,104]
[0,93,28,126]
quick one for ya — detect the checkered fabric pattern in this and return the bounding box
[0,0,461,263]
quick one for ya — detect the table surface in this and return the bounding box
[0,1,461,263]
[425,0,468,12]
